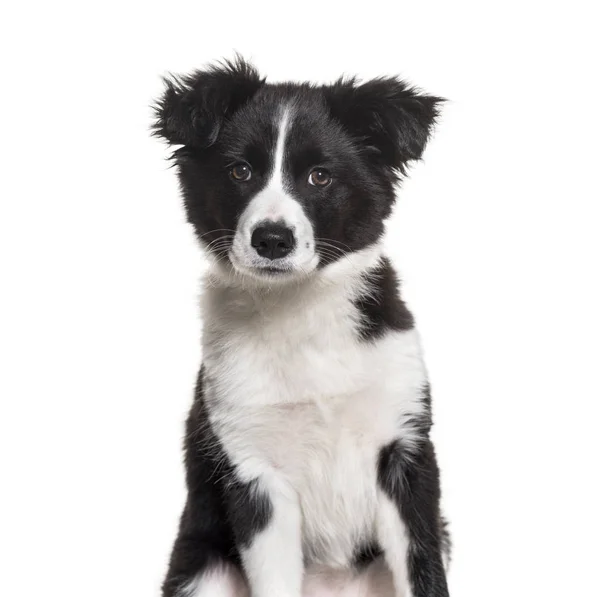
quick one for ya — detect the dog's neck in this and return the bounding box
[200,242,385,320]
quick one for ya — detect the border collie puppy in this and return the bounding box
[153,57,450,597]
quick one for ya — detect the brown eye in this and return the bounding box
[230,163,252,182]
[308,168,332,187]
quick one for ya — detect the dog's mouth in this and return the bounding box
[255,265,293,275]
[234,260,301,280]
[226,248,317,282]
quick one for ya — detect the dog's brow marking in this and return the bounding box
[270,106,292,192]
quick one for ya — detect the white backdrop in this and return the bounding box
[1,1,599,596]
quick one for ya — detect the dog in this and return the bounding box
[153,57,450,597]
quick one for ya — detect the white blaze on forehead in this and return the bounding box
[237,105,298,227]
[259,106,294,221]
[230,104,319,274]
[270,106,292,193]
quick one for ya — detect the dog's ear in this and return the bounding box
[152,57,265,147]
[324,76,443,171]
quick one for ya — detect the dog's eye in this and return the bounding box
[230,163,252,182]
[308,168,332,187]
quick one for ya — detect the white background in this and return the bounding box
[1,1,599,595]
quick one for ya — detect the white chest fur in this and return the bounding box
[201,268,428,567]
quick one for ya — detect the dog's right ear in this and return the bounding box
[152,57,264,147]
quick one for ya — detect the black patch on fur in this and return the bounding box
[354,257,415,341]
[324,76,443,175]
[227,478,272,549]
[377,433,450,597]
[162,368,272,597]
[152,56,265,148]
[352,541,383,570]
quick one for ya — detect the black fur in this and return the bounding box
[153,57,265,148]
[354,257,415,341]
[226,478,272,550]
[324,76,443,174]
[352,541,383,570]
[377,435,449,597]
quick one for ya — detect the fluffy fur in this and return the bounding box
[153,56,449,597]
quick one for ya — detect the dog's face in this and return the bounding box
[154,59,441,282]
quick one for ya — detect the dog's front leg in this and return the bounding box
[227,473,303,597]
[376,440,449,597]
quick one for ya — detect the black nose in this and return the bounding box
[251,223,296,260]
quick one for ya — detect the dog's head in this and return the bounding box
[153,57,441,283]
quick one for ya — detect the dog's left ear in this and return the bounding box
[152,57,265,148]
[324,76,443,171]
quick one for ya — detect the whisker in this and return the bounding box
[198,228,237,240]
[205,241,233,252]
[315,241,360,269]
[315,237,354,252]
[204,236,235,252]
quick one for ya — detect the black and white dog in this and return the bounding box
[153,57,450,597]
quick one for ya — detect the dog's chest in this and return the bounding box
[214,393,388,566]
[203,285,426,566]
[280,399,383,566]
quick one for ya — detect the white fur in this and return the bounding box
[178,563,248,597]
[229,106,319,277]
[181,560,396,597]
[201,243,426,596]
[303,560,395,597]
[241,482,303,597]
[378,493,413,597]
